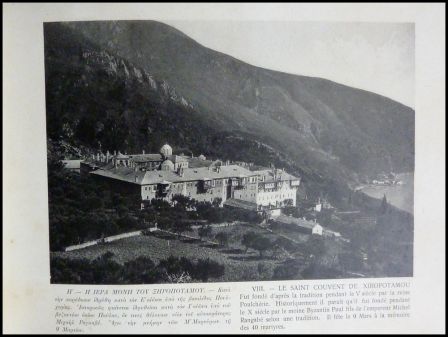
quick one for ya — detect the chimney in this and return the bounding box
[142,150,145,155]
[114,150,117,156]
[96,153,100,161]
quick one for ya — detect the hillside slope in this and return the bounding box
[44,21,414,195]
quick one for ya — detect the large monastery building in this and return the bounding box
[81,144,301,215]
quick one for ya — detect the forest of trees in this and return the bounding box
[51,253,225,284]
[48,155,142,251]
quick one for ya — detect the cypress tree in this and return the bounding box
[380,194,389,214]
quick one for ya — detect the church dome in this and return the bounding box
[161,159,174,171]
[160,144,173,157]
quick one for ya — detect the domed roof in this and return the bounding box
[160,144,173,156]
[161,159,174,171]
[198,154,206,160]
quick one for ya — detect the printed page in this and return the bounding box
[3,3,445,334]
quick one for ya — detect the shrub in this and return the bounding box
[301,262,343,279]
[272,259,301,280]
[91,252,123,284]
[251,236,273,258]
[117,215,139,229]
[198,225,212,240]
[215,232,230,247]
[158,256,195,280]
[192,258,225,282]
[241,231,259,253]
[274,236,298,253]
[171,221,193,238]
[172,194,194,210]
[303,236,326,258]
[257,262,271,280]
[122,257,160,284]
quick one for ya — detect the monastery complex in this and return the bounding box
[81,144,301,215]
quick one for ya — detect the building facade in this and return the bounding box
[85,144,301,213]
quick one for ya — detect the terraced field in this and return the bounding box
[51,223,303,282]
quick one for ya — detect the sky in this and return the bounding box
[167,21,415,108]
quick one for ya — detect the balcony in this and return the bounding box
[230,179,239,187]
[157,181,171,197]
[290,179,300,187]
[263,182,276,190]
[199,179,213,193]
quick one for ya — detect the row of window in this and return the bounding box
[144,180,257,192]
[143,185,294,200]
[144,193,219,204]
[143,177,294,193]
[258,193,294,201]
[206,177,257,187]
[144,182,191,191]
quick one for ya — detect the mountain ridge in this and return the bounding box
[44,20,414,197]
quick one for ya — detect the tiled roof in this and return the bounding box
[127,153,188,163]
[186,157,214,168]
[139,165,256,185]
[90,167,144,184]
[252,169,299,182]
[91,164,257,185]
[81,159,109,169]
[115,152,130,159]
[61,159,83,169]
[129,154,163,162]
[272,214,318,229]
[169,155,188,163]
[223,198,257,211]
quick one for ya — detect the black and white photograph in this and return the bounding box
[45,20,415,284]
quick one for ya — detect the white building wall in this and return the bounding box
[256,182,297,208]
[173,161,189,171]
[179,179,227,204]
[312,224,323,236]
[140,176,298,210]
[233,181,258,203]
[142,179,228,205]
[141,184,157,201]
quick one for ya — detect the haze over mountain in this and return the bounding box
[44,20,414,197]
